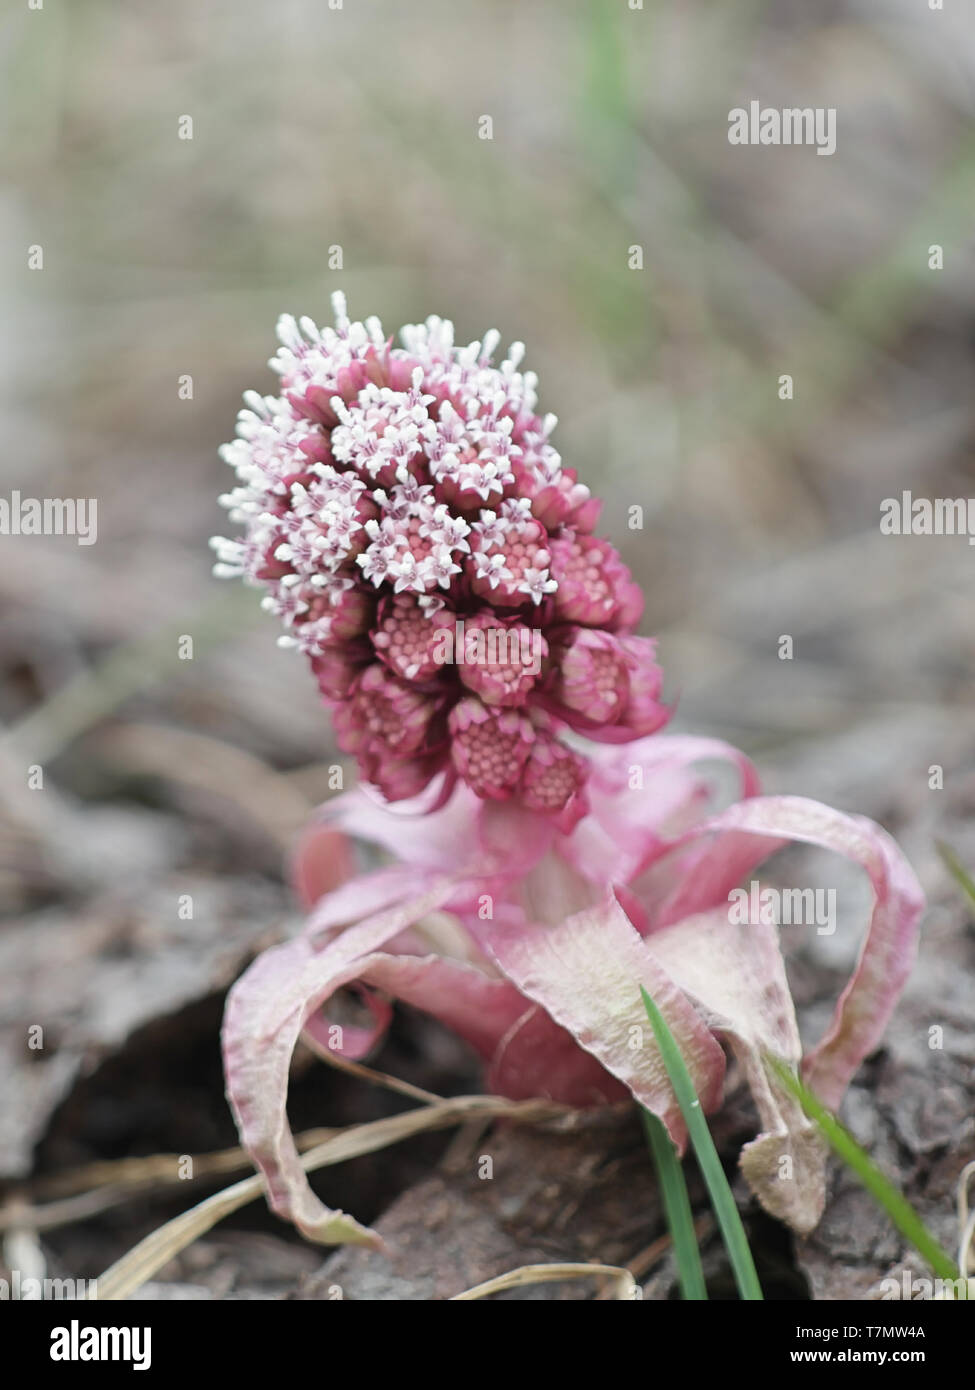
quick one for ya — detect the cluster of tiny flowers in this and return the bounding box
[212,294,669,824]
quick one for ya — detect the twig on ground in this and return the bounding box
[93,1096,568,1300]
[450,1262,638,1301]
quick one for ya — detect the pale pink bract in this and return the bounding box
[222,737,923,1248]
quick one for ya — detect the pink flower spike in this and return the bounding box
[215,297,674,807]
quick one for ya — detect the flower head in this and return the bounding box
[213,295,667,818]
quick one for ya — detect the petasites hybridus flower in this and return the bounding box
[222,737,923,1249]
[216,301,922,1253]
[211,295,667,825]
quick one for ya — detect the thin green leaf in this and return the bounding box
[936,840,975,915]
[641,1107,707,1301]
[766,1055,962,1288]
[640,986,763,1300]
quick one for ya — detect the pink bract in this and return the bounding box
[222,735,923,1248]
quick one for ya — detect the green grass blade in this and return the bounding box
[766,1055,962,1288]
[640,986,763,1300]
[936,840,975,914]
[641,1107,708,1300]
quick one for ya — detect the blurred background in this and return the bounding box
[1,0,974,1298]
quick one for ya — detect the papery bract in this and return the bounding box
[222,736,923,1245]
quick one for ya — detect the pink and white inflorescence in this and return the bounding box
[212,294,669,823]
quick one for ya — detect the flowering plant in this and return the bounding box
[213,298,923,1250]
